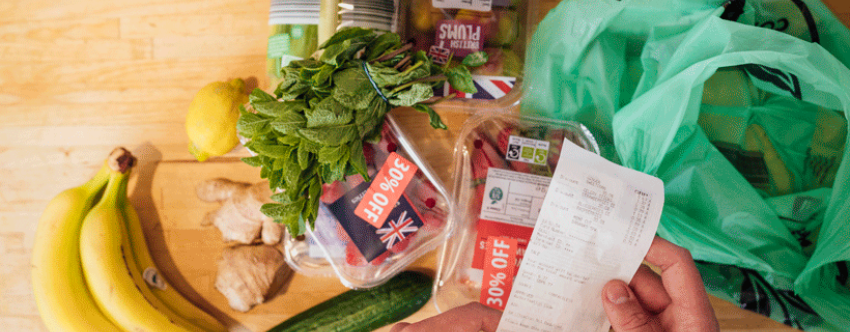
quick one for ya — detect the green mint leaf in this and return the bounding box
[319,27,374,49]
[298,124,358,145]
[236,112,270,137]
[249,143,292,159]
[254,100,308,117]
[290,59,323,69]
[364,124,383,144]
[277,135,301,146]
[445,65,477,93]
[331,66,376,110]
[261,199,305,222]
[319,162,346,183]
[306,97,354,128]
[275,67,311,100]
[413,104,447,130]
[320,35,373,66]
[297,146,312,170]
[312,65,335,89]
[389,82,433,107]
[348,139,370,181]
[272,157,286,171]
[365,33,401,61]
[259,100,308,117]
[241,155,263,167]
[268,169,284,189]
[318,145,347,165]
[282,153,302,189]
[298,136,322,153]
[270,112,307,135]
[249,88,276,104]
[304,178,321,226]
[260,164,270,179]
[364,63,404,87]
[270,191,292,204]
[355,96,387,137]
[463,51,489,67]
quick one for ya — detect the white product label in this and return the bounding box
[432,0,492,12]
[497,139,665,332]
[505,136,549,166]
[479,168,551,228]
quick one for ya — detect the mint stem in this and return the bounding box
[422,93,457,104]
[372,42,414,63]
[393,55,411,69]
[390,74,447,94]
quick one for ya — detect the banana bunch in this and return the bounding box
[31,148,228,332]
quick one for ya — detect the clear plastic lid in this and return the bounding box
[394,0,544,107]
[283,114,455,289]
[432,111,600,312]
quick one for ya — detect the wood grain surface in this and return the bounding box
[2,0,847,331]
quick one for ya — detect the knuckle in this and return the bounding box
[617,310,655,331]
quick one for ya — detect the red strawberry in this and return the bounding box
[420,209,445,232]
[335,221,351,242]
[321,182,346,204]
[390,233,416,253]
[345,242,368,267]
[370,250,391,265]
[362,142,376,167]
[495,125,514,154]
[470,131,509,180]
[471,183,486,217]
[344,173,366,189]
[545,129,567,171]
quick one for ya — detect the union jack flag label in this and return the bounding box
[376,211,419,250]
[435,75,516,100]
[328,180,424,262]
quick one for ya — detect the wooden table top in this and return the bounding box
[2,0,847,331]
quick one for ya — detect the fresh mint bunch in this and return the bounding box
[237,27,483,236]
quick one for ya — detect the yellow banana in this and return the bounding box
[80,164,193,332]
[118,202,207,331]
[120,185,227,332]
[31,160,122,332]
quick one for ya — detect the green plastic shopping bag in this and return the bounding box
[520,0,849,330]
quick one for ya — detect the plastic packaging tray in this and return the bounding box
[283,114,455,289]
[432,111,600,311]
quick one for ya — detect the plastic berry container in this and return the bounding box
[283,114,455,289]
[431,111,600,312]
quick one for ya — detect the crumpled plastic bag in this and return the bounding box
[521,0,850,330]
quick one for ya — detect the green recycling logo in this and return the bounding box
[533,148,547,165]
[489,187,503,204]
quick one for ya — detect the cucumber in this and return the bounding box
[267,271,432,332]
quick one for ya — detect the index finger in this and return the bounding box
[644,237,712,312]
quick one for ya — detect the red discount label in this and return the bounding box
[479,236,517,311]
[355,152,419,228]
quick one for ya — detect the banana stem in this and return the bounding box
[108,147,137,173]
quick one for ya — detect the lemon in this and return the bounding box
[185,78,249,162]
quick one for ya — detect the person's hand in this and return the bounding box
[389,302,502,332]
[602,236,720,332]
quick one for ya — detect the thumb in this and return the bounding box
[602,280,662,332]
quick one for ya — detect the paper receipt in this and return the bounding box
[496,139,665,332]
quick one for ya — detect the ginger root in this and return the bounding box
[214,244,291,312]
[197,178,284,245]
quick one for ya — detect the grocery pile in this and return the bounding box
[31,148,227,332]
[237,27,481,236]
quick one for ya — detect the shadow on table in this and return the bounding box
[128,142,244,331]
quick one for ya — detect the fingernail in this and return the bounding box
[606,283,630,305]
